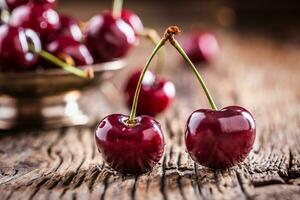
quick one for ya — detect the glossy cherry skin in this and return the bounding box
[185,106,256,169]
[121,9,143,35]
[9,3,60,40]
[1,0,55,11]
[124,70,176,117]
[95,114,164,174]
[120,9,143,45]
[86,11,136,61]
[183,31,219,63]
[0,25,41,70]
[57,15,83,42]
[45,15,83,44]
[46,36,94,66]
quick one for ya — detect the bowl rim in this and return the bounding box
[0,59,126,79]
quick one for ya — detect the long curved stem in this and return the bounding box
[169,38,218,110]
[129,39,166,123]
[112,0,123,18]
[38,50,94,79]
[140,28,165,74]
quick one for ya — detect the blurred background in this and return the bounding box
[56,0,300,119]
[58,0,300,41]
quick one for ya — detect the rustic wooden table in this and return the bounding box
[0,30,299,199]
[1,2,300,199]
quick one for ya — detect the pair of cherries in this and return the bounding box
[95,27,256,174]
[0,0,143,72]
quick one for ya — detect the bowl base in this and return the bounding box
[0,91,90,130]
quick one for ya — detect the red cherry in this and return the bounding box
[124,70,176,117]
[1,0,55,11]
[182,31,219,63]
[0,25,41,70]
[120,9,143,35]
[86,11,135,61]
[95,114,164,174]
[9,3,60,40]
[185,106,256,169]
[45,36,94,66]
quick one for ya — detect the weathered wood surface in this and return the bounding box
[0,30,300,200]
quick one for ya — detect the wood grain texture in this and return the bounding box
[0,31,300,200]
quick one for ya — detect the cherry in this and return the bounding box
[182,31,219,63]
[120,9,143,36]
[185,106,256,168]
[45,36,93,66]
[124,70,175,117]
[9,3,60,40]
[1,0,55,11]
[86,10,135,61]
[0,24,41,70]
[95,114,164,174]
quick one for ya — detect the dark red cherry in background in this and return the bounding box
[86,11,136,61]
[185,106,256,169]
[95,114,164,174]
[182,31,219,63]
[0,25,41,70]
[1,0,55,11]
[9,3,60,40]
[124,70,176,117]
[46,36,94,66]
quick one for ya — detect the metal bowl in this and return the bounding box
[0,60,126,130]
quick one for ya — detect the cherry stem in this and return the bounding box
[112,0,123,18]
[140,28,165,74]
[129,38,166,123]
[38,49,94,79]
[165,26,218,110]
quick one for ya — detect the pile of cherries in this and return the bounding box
[95,27,256,174]
[0,0,143,72]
